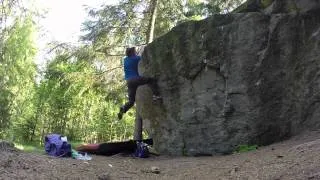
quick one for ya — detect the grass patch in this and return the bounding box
[15,142,45,154]
[235,144,258,153]
[15,141,85,155]
[69,141,84,148]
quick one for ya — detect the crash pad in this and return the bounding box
[75,139,153,156]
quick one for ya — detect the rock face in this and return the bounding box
[234,0,320,14]
[136,0,320,155]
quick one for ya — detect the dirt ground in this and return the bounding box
[2,130,320,180]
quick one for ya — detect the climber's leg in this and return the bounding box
[118,77,162,119]
[135,76,162,100]
[118,80,138,120]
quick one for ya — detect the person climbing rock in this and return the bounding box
[118,47,162,120]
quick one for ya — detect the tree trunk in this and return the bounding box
[134,112,143,141]
[146,0,158,43]
[133,0,159,141]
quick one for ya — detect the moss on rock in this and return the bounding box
[261,0,273,8]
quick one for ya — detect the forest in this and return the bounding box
[0,0,243,145]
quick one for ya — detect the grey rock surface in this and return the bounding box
[136,1,320,155]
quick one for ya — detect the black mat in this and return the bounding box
[77,139,153,156]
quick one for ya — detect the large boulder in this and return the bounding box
[136,1,320,155]
[234,0,320,13]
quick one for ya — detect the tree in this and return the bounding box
[0,0,38,140]
[82,0,244,52]
[146,0,158,43]
[5,16,38,142]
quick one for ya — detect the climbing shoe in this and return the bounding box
[118,107,125,120]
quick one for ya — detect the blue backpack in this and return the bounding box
[134,141,149,158]
[44,134,72,157]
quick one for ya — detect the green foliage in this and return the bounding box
[261,0,273,8]
[15,142,44,154]
[30,45,135,143]
[5,17,38,141]
[0,10,37,140]
[235,144,258,153]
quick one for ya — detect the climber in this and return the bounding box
[117,47,162,120]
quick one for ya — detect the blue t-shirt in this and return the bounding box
[124,55,141,80]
